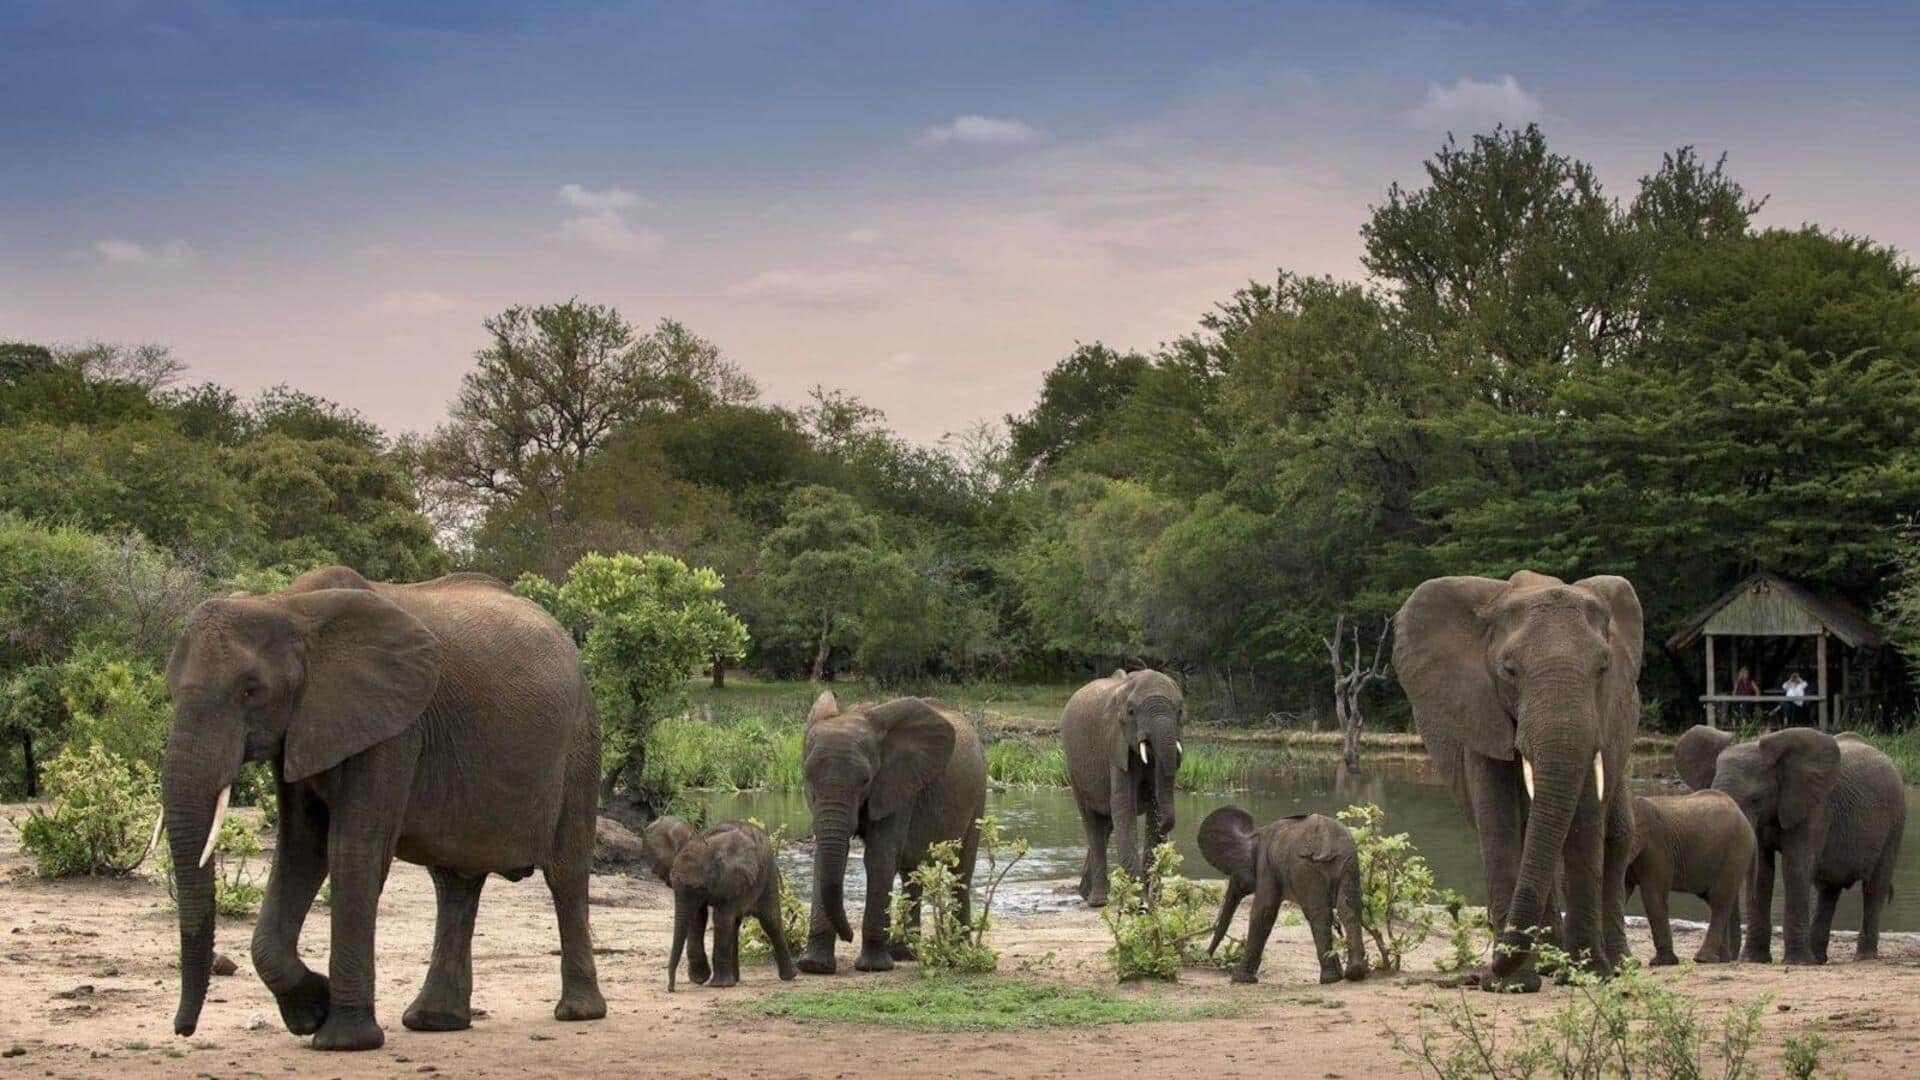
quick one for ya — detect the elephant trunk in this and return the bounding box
[668,893,690,992]
[1150,733,1178,836]
[1208,879,1245,955]
[1494,691,1596,976]
[811,802,855,942]
[161,733,239,1037]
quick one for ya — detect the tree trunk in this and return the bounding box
[711,653,726,689]
[810,611,833,683]
[22,732,36,799]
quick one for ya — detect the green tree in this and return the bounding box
[760,485,891,680]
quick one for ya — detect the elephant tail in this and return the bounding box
[1336,851,1369,980]
[1198,806,1258,892]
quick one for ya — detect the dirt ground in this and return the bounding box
[4,813,1919,1078]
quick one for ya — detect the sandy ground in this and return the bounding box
[4,812,1920,1078]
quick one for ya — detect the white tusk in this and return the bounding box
[1594,752,1606,801]
[198,786,231,869]
[1521,757,1536,801]
[1175,740,1184,757]
[1138,742,1150,765]
[139,809,164,866]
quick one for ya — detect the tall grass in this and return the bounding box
[1855,726,1920,783]
[982,735,1252,791]
[642,711,805,793]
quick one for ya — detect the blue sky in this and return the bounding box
[4,1,1918,440]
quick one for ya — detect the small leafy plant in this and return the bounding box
[889,814,1028,975]
[17,743,160,877]
[157,812,267,917]
[1433,890,1489,974]
[1338,803,1439,972]
[1100,842,1239,981]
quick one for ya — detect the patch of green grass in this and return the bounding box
[643,712,805,793]
[1854,727,1920,783]
[744,977,1234,1031]
[986,737,1070,787]
[1176,743,1248,792]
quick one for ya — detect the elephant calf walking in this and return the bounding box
[644,817,797,990]
[1198,807,1368,985]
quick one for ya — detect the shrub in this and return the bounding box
[1393,946,1771,1080]
[57,645,172,771]
[1338,803,1439,972]
[1782,1023,1831,1080]
[1433,890,1489,974]
[889,814,1028,975]
[16,742,160,877]
[1100,842,1238,981]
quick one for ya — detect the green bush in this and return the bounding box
[16,742,160,877]
[1394,946,1772,1080]
[1338,803,1439,972]
[889,814,1028,975]
[1099,842,1239,981]
[984,737,1069,787]
[56,645,172,771]
[1434,890,1489,974]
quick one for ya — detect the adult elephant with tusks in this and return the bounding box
[1394,571,1643,991]
[159,567,605,1051]
[796,692,987,975]
[1062,668,1184,906]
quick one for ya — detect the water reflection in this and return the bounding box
[702,753,1919,932]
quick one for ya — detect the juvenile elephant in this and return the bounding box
[1199,807,1368,985]
[1062,668,1184,906]
[1625,791,1754,965]
[1395,571,1644,990]
[797,693,987,975]
[641,816,705,981]
[1675,726,1905,964]
[160,567,603,1051]
[649,820,796,991]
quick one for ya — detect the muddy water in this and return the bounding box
[702,752,1920,932]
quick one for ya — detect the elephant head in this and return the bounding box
[1394,571,1642,970]
[1110,669,1184,836]
[642,816,693,885]
[800,692,954,944]
[1677,726,1841,837]
[160,587,440,1036]
[1197,806,1258,955]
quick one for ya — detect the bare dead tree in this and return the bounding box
[1327,615,1392,775]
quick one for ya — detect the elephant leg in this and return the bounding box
[253,783,331,1036]
[546,743,606,1020]
[1860,868,1891,960]
[1109,773,1142,891]
[403,868,486,1031]
[1081,808,1113,907]
[687,904,712,984]
[708,913,742,989]
[855,820,904,972]
[1809,884,1841,965]
[1297,879,1342,985]
[313,766,407,1052]
[1779,843,1818,965]
[1640,872,1677,967]
[1742,847,1775,963]
[1599,794,1632,973]
[1724,893,1742,964]
[1556,798,1607,977]
[891,875,923,962]
[954,817,979,929]
[759,886,797,981]
[1699,886,1734,964]
[1464,755,1524,934]
[1234,867,1281,985]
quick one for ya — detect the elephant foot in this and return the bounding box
[1741,947,1772,964]
[275,970,332,1036]
[889,941,918,962]
[703,972,739,990]
[1856,947,1879,962]
[854,945,895,972]
[554,985,607,1021]
[1344,962,1369,982]
[1650,952,1680,968]
[688,957,712,985]
[777,962,798,982]
[1318,966,1344,985]
[309,1006,384,1052]
[1229,969,1258,985]
[402,1006,470,1032]
[1085,891,1109,909]
[797,950,837,976]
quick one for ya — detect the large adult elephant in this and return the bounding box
[1062,668,1184,906]
[1394,571,1643,990]
[796,692,987,975]
[1674,726,1905,965]
[161,567,604,1051]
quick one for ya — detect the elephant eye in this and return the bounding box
[1498,658,1519,679]
[239,678,266,703]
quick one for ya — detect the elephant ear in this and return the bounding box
[1761,728,1842,830]
[1197,806,1258,891]
[806,690,840,728]
[1575,575,1644,681]
[278,588,441,783]
[1393,576,1513,768]
[863,698,957,820]
[1674,725,1734,791]
[643,817,692,885]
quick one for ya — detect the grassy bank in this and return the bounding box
[1853,728,1920,783]
[743,978,1235,1031]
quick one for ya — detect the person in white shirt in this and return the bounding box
[1781,670,1811,726]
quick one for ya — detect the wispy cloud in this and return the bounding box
[1407,75,1544,133]
[843,227,884,245]
[369,289,462,316]
[556,184,662,255]
[727,268,890,309]
[916,115,1041,147]
[83,238,194,268]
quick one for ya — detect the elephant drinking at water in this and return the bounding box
[159,567,605,1051]
[797,693,987,975]
[1394,571,1643,990]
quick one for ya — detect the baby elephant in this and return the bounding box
[1199,807,1369,985]
[644,818,796,991]
[1626,791,1755,965]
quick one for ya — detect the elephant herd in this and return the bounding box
[148,567,1908,1052]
